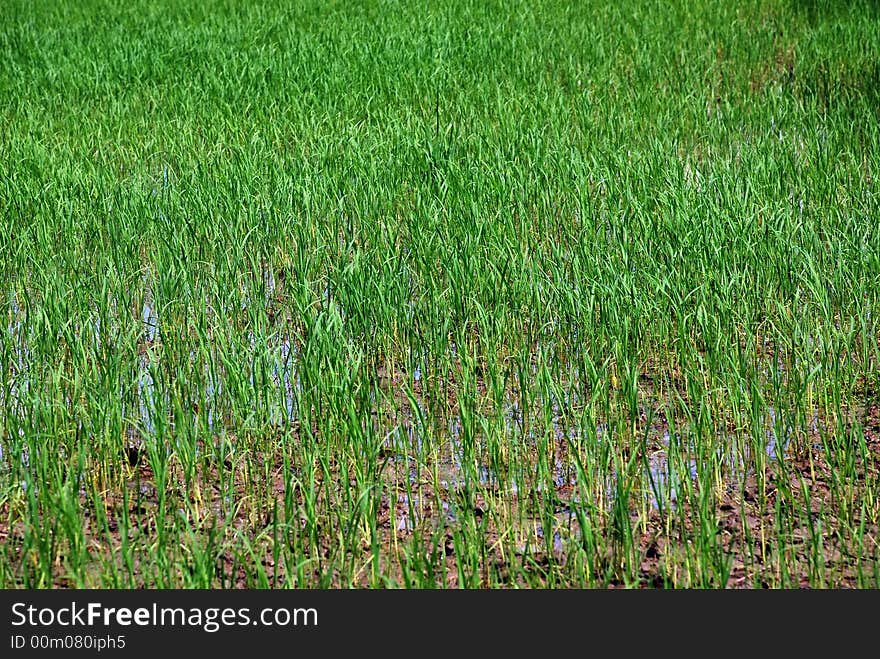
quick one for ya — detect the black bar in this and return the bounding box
[0,589,876,655]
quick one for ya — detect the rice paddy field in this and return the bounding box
[1,0,879,589]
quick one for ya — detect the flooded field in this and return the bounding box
[1,0,879,587]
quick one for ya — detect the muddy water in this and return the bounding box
[0,281,816,533]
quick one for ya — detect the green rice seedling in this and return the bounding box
[1,0,878,588]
